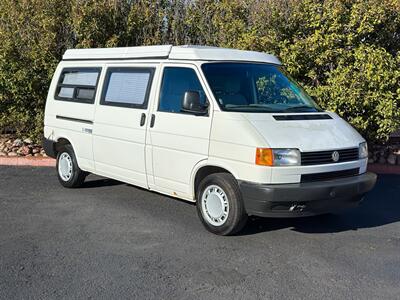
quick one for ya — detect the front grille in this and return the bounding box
[301,168,359,183]
[301,148,359,165]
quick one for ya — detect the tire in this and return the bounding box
[196,173,248,235]
[56,144,86,188]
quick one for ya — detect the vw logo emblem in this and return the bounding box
[332,151,340,162]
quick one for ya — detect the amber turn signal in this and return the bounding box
[255,148,273,166]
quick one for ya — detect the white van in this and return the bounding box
[44,45,377,235]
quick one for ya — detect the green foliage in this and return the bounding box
[71,0,129,48]
[0,0,399,143]
[313,46,400,142]
[0,0,72,141]
[258,0,400,143]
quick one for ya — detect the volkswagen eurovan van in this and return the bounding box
[43,45,377,235]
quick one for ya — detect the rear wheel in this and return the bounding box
[197,173,248,235]
[56,144,86,188]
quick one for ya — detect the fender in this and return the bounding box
[190,159,239,201]
[51,132,84,170]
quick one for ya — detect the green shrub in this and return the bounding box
[310,46,400,142]
[0,0,72,141]
[0,0,399,143]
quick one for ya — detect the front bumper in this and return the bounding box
[238,172,377,218]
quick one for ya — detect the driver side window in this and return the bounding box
[158,67,206,113]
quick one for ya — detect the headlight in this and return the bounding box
[256,148,300,166]
[359,142,368,159]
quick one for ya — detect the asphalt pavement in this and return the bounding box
[0,166,399,299]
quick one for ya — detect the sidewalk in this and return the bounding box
[0,157,56,167]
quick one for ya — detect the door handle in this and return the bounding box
[140,113,146,126]
[150,114,155,128]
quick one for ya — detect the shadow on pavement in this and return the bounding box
[81,177,124,189]
[240,174,400,235]
[76,172,399,235]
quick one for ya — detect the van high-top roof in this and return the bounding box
[62,45,281,65]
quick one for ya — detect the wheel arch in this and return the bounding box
[52,136,83,169]
[191,161,238,201]
[53,136,76,155]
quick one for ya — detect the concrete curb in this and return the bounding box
[0,157,56,167]
[0,157,399,174]
[367,164,400,175]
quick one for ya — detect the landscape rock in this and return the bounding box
[23,138,32,144]
[373,151,379,161]
[387,153,397,165]
[12,139,23,147]
[1,135,47,157]
[378,156,386,164]
[18,146,31,156]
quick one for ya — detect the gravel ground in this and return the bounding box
[0,166,399,299]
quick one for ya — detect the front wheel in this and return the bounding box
[197,173,248,235]
[56,144,86,188]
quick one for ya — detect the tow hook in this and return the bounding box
[289,204,306,212]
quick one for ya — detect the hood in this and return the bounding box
[243,112,364,152]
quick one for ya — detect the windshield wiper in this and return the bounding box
[282,105,317,112]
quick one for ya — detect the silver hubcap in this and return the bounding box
[58,152,73,181]
[201,185,229,226]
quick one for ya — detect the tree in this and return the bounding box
[0,0,72,138]
[0,0,399,143]
[71,0,129,48]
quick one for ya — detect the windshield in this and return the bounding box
[201,62,321,113]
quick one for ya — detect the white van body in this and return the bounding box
[44,45,376,235]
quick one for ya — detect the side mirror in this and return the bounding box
[181,91,207,115]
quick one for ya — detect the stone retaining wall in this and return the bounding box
[0,135,47,158]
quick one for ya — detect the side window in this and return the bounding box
[158,67,206,113]
[55,68,101,103]
[100,67,154,108]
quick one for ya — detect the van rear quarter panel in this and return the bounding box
[44,62,102,172]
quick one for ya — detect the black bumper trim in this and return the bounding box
[238,172,377,218]
[42,137,57,158]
